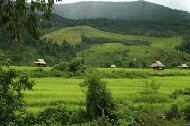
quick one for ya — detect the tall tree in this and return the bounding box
[0,0,55,41]
[0,0,55,125]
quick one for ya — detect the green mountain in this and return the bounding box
[2,1,190,67]
[53,1,190,21]
[1,23,190,67]
[43,13,190,37]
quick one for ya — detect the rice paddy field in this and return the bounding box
[6,66,190,114]
[24,75,190,113]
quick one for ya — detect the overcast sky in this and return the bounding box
[56,0,190,12]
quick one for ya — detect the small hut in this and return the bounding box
[150,60,164,70]
[178,64,188,69]
[34,59,46,67]
[110,64,116,68]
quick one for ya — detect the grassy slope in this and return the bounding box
[25,76,190,113]
[43,26,185,67]
[42,26,182,48]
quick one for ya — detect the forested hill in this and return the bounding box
[43,14,190,37]
[53,1,190,21]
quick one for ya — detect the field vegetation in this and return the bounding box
[24,76,190,113]
[2,1,190,125]
[3,65,190,125]
[18,74,190,125]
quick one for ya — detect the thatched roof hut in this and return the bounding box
[34,59,46,67]
[110,64,116,68]
[178,64,188,69]
[150,60,164,70]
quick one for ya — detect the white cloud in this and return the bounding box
[62,0,190,12]
[146,0,190,12]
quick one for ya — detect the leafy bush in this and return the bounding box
[0,53,10,67]
[30,68,49,78]
[16,113,37,126]
[166,104,180,120]
[171,88,190,99]
[37,106,70,125]
[53,62,68,71]
[181,104,190,122]
[53,58,87,76]
[80,72,117,124]
[67,58,87,75]
[117,106,161,126]
[141,79,161,94]
[16,107,90,126]
[69,109,89,124]
[0,69,34,126]
[92,115,112,126]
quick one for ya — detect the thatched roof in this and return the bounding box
[150,61,164,68]
[111,64,116,68]
[178,64,188,68]
[34,59,46,65]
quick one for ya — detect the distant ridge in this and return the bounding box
[53,1,190,21]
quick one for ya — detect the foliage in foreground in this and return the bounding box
[80,73,118,125]
[0,0,54,41]
[0,56,34,126]
[16,106,88,126]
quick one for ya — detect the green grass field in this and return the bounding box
[24,76,190,113]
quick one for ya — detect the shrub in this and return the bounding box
[171,88,190,99]
[53,62,68,71]
[142,79,161,94]
[93,115,112,126]
[69,109,89,124]
[37,106,70,125]
[181,104,190,122]
[29,68,50,78]
[80,72,117,124]
[53,58,87,76]
[67,58,87,74]
[15,113,37,126]
[166,104,180,120]
[119,106,160,126]
[0,69,34,126]
[15,108,90,126]
[0,53,10,67]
